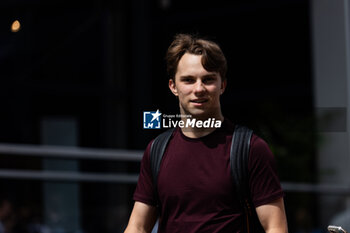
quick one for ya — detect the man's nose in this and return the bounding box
[194,80,205,93]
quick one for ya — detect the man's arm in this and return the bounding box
[124,201,158,233]
[256,197,288,233]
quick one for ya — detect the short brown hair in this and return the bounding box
[165,33,227,81]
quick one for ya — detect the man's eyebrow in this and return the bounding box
[179,75,195,79]
[203,73,218,78]
[179,73,217,79]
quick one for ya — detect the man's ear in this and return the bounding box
[220,79,227,95]
[169,78,178,96]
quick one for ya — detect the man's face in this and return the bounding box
[169,53,226,119]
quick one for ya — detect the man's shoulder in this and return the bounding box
[249,133,276,166]
[250,134,271,153]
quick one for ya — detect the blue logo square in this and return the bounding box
[143,110,161,129]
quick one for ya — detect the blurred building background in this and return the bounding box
[0,0,349,232]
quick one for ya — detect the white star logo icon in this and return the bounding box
[151,110,161,122]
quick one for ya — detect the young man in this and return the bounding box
[125,34,288,233]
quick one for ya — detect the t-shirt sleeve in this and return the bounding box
[133,140,157,206]
[248,135,284,208]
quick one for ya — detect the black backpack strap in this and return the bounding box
[150,128,175,207]
[230,125,264,233]
[230,125,253,203]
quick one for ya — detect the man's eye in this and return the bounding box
[182,78,194,83]
[203,77,215,83]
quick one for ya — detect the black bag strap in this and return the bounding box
[230,124,253,207]
[230,124,264,233]
[150,128,175,207]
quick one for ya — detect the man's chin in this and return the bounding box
[185,110,212,120]
[181,105,219,119]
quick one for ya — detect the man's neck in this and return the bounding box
[180,112,224,138]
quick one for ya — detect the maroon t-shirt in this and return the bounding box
[134,119,284,233]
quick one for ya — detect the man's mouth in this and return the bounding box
[190,99,208,104]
